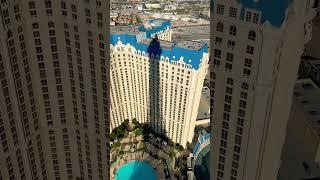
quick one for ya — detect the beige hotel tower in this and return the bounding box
[210,0,318,180]
[0,0,109,179]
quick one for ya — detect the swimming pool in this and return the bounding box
[115,160,157,180]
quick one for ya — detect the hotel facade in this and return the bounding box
[210,0,318,180]
[110,20,209,147]
[0,1,108,179]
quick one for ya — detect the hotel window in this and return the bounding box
[229,26,237,36]
[246,46,254,54]
[239,100,247,109]
[226,53,234,63]
[229,7,237,18]
[253,13,260,24]
[214,49,221,58]
[226,87,233,94]
[237,118,244,126]
[225,62,232,71]
[221,129,228,140]
[224,104,231,112]
[231,169,238,176]
[218,163,225,170]
[240,92,247,99]
[232,161,239,169]
[29,1,36,9]
[216,22,224,32]
[225,95,232,103]
[228,40,235,48]
[233,153,240,161]
[223,112,230,121]
[238,109,246,117]
[234,145,241,153]
[222,121,229,130]
[227,78,234,85]
[242,82,249,90]
[213,59,220,66]
[215,37,222,44]
[218,170,224,178]
[244,58,252,68]
[243,68,251,76]
[248,30,256,41]
[217,4,225,15]
[246,11,252,22]
[219,155,226,163]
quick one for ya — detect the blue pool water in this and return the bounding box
[115,161,156,180]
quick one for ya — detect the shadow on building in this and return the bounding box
[147,35,167,137]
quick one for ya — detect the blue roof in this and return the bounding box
[211,0,293,27]
[239,0,293,27]
[110,20,208,70]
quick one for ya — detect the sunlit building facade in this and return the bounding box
[110,20,209,147]
[0,1,108,179]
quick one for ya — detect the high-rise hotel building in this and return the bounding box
[110,20,209,147]
[0,1,108,179]
[210,0,318,180]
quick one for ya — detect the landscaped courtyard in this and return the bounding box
[110,119,188,180]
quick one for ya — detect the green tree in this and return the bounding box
[112,141,121,149]
[175,143,184,151]
[168,139,174,146]
[135,126,144,136]
[186,142,193,150]
[110,132,117,141]
[169,151,176,159]
[132,118,138,125]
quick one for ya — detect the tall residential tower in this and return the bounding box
[210,0,318,179]
[110,20,209,147]
[0,1,108,179]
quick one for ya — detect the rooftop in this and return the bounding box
[110,25,142,35]
[175,41,207,51]
[110,20,209,70]
[139,38,175,49]
[172,25,209,44]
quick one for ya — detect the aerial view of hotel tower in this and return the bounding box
[110,20,209,147]
[210,0,317,180]
[0,1,108,179]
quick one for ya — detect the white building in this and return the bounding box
[164,4,177,11]
[145,2,162,9]
[210,0,318,180]
[110,20,209,147]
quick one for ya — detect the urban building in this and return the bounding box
[110,19,209,147]
[0,1,108,179]
[278,79,320,180]
[210,0,318,180]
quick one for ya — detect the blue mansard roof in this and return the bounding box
[110,20,208,70]
[138,19,172,38]
[211,0,294,27]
